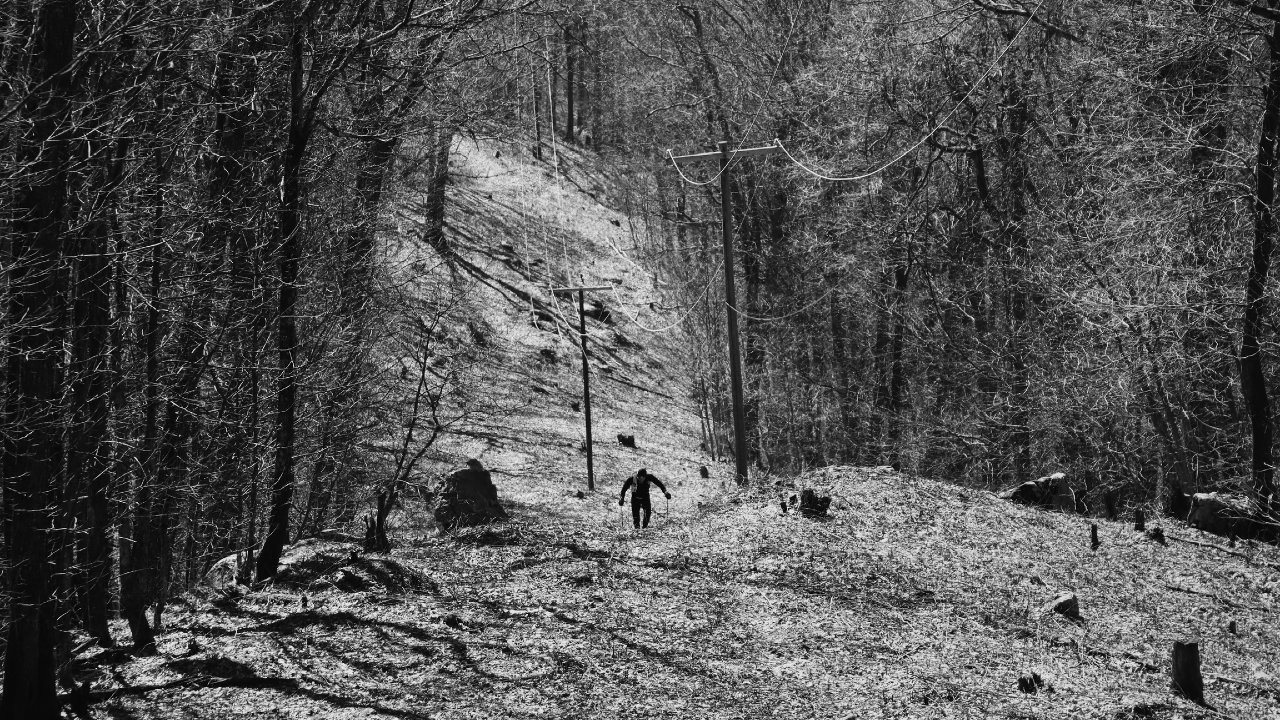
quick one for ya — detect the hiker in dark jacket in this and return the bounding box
[618,468,670,529]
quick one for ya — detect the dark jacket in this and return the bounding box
[620,471,668,505]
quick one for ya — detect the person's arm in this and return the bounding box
[650,476,670,498]
[619,478,633,505]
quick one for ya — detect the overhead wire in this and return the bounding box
[610,160,764,334]
[663,14,799,187]
[606,257,724,334]
[773,0,1044,183]
[659,7,1046,333]
[637,15,802,330]
[566,6,1044,334]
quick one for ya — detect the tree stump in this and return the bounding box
[433,460,508,529]
[1135,509,1145,531]
[798,489,831,519]
[1090,524,1100,551]
[1017,672,1045,693]
[1042,591,1082,622]
[1145,526,1167,545]
[1171,641,1205,705]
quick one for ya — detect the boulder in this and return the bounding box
[202,552,245,590]
[433,459,508,529]
[1187,492,1256,539]
[999,472,1076,513]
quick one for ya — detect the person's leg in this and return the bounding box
[631,500,641,528]
[640,497,652,528]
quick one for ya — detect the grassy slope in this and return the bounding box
[90,140,1280,720]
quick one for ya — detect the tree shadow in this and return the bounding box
[277,685,435,720]
[166,654,259,679]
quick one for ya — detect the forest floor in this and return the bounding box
[77,139,1280,719]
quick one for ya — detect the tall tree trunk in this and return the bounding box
[70,19,133,650]
[1241,18,1280,510]
[121,226,165,653]
[422,126,452,255]
[209,0,264,565]
[3,1,76,715]
[887,263,911,465]
[257,13,312,581]
[69,223,114,648]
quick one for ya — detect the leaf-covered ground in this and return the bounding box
[75,139,1280,719]
[84,466,1280,719]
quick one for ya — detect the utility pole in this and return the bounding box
[553,283,612,490]
[670,140,780,485]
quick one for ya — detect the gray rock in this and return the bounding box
[1187,492,1255,538]
[999,471,1076,513]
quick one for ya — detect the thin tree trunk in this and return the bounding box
[546,34,558,144]
[1242,18,1280,511]
[564,21,575,142]
[121,219,165,653]
[887,263,910,464]
[828,283,855,457]
[532,51,543,159]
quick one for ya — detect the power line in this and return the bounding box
[663,15,799,187]
[774,0,1043,184]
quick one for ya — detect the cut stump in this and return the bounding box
[1171,641,1205,706]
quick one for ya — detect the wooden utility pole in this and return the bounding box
[670,140,779,485]
[554,284,612,490]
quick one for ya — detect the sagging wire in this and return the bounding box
[662,14,800,187]
[771,0,1043,184]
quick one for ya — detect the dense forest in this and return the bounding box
[3,0,1280,715]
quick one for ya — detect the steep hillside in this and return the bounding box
[77,141,1280,720]
[380,135,726,515]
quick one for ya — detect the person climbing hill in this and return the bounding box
[619,468,670,529]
